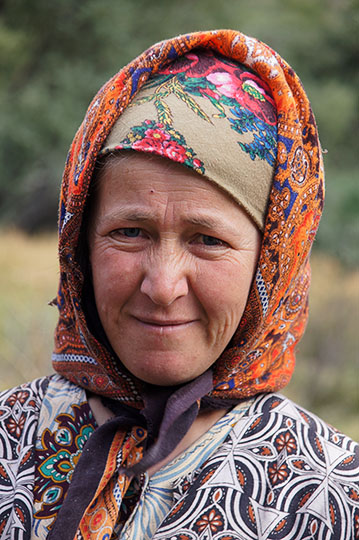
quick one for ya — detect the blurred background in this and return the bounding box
[0,0,358,439]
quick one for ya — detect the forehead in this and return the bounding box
[92,151,245,218]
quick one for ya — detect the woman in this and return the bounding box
[1,30,358,540]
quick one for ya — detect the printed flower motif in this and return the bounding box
[93,375,109,388]
[207,71,276,126]
[275,432,297,454]
[131,127,170,154]
[160,50,218,78]
[163,140,187,162]
[6,414,25,439]
[268,462,289,485]
[196,508,223,532]
[117,119,205,174]
[34,403,95,522]
[132,137,162,153]
[144,128,170,143]
[149,57,278,167]
[207,71,243,100]
[7,390,29,406]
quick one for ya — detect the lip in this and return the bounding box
[134,316,195,326]
[132,316,197,332]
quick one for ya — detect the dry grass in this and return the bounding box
[284,254,359,440]
[0,230,358,440]
[0,230,58,387]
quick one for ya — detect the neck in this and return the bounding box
[88,395,229,476]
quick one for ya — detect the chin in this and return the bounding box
[120,351,207,387]
[140,375,193,386]
[133,368,199,387]
[113,337,217,385]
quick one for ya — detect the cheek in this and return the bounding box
[197,258,255,337]
[90,249,140,314]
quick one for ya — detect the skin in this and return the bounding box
[88,152,261,387]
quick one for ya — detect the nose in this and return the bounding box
[140,250,189,306]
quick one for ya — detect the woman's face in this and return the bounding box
[88,152,261,386]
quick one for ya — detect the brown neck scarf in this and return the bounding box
[50,29,324,538]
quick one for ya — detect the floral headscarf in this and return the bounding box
[49,29,324,538]
[53,29,324,406]
[100,49,277,230]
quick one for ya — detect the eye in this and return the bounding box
[200,234,225,247]
[121,228,141,237]
[110,227,142,239]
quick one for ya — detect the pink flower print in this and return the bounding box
[163,140,187,163]
[144,128,170,144]
[132,137,162,153]
[207,71,241,100]
[207,71,276,125]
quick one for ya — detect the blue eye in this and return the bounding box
[122,228,141,237]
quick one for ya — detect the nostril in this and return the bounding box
[140,272,189,306]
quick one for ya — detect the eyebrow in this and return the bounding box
[184,215,226,230]
[100,208,228,231]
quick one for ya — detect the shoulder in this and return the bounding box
[0,376,50,405]
[0,376,50,442]
[231,392,359,487]
[0,374,85,454]
[243,391,356,437]
[0,375,88,536]
[0,377,51,534]
[218,394,358,534]
[158,393,358,539]
[242,392,358,454]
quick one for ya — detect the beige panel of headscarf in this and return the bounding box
[100,49,278,230]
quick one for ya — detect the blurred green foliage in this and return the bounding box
[0,0,358,263]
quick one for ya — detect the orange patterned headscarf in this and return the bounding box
[50,29,324,539]
[53,29,324,405]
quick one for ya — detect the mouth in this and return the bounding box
[132,316,197,332]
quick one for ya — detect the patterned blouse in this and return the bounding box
[0,375,358,539]
[116,400,251,539]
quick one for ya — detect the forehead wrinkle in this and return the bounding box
[97,200,238,234]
